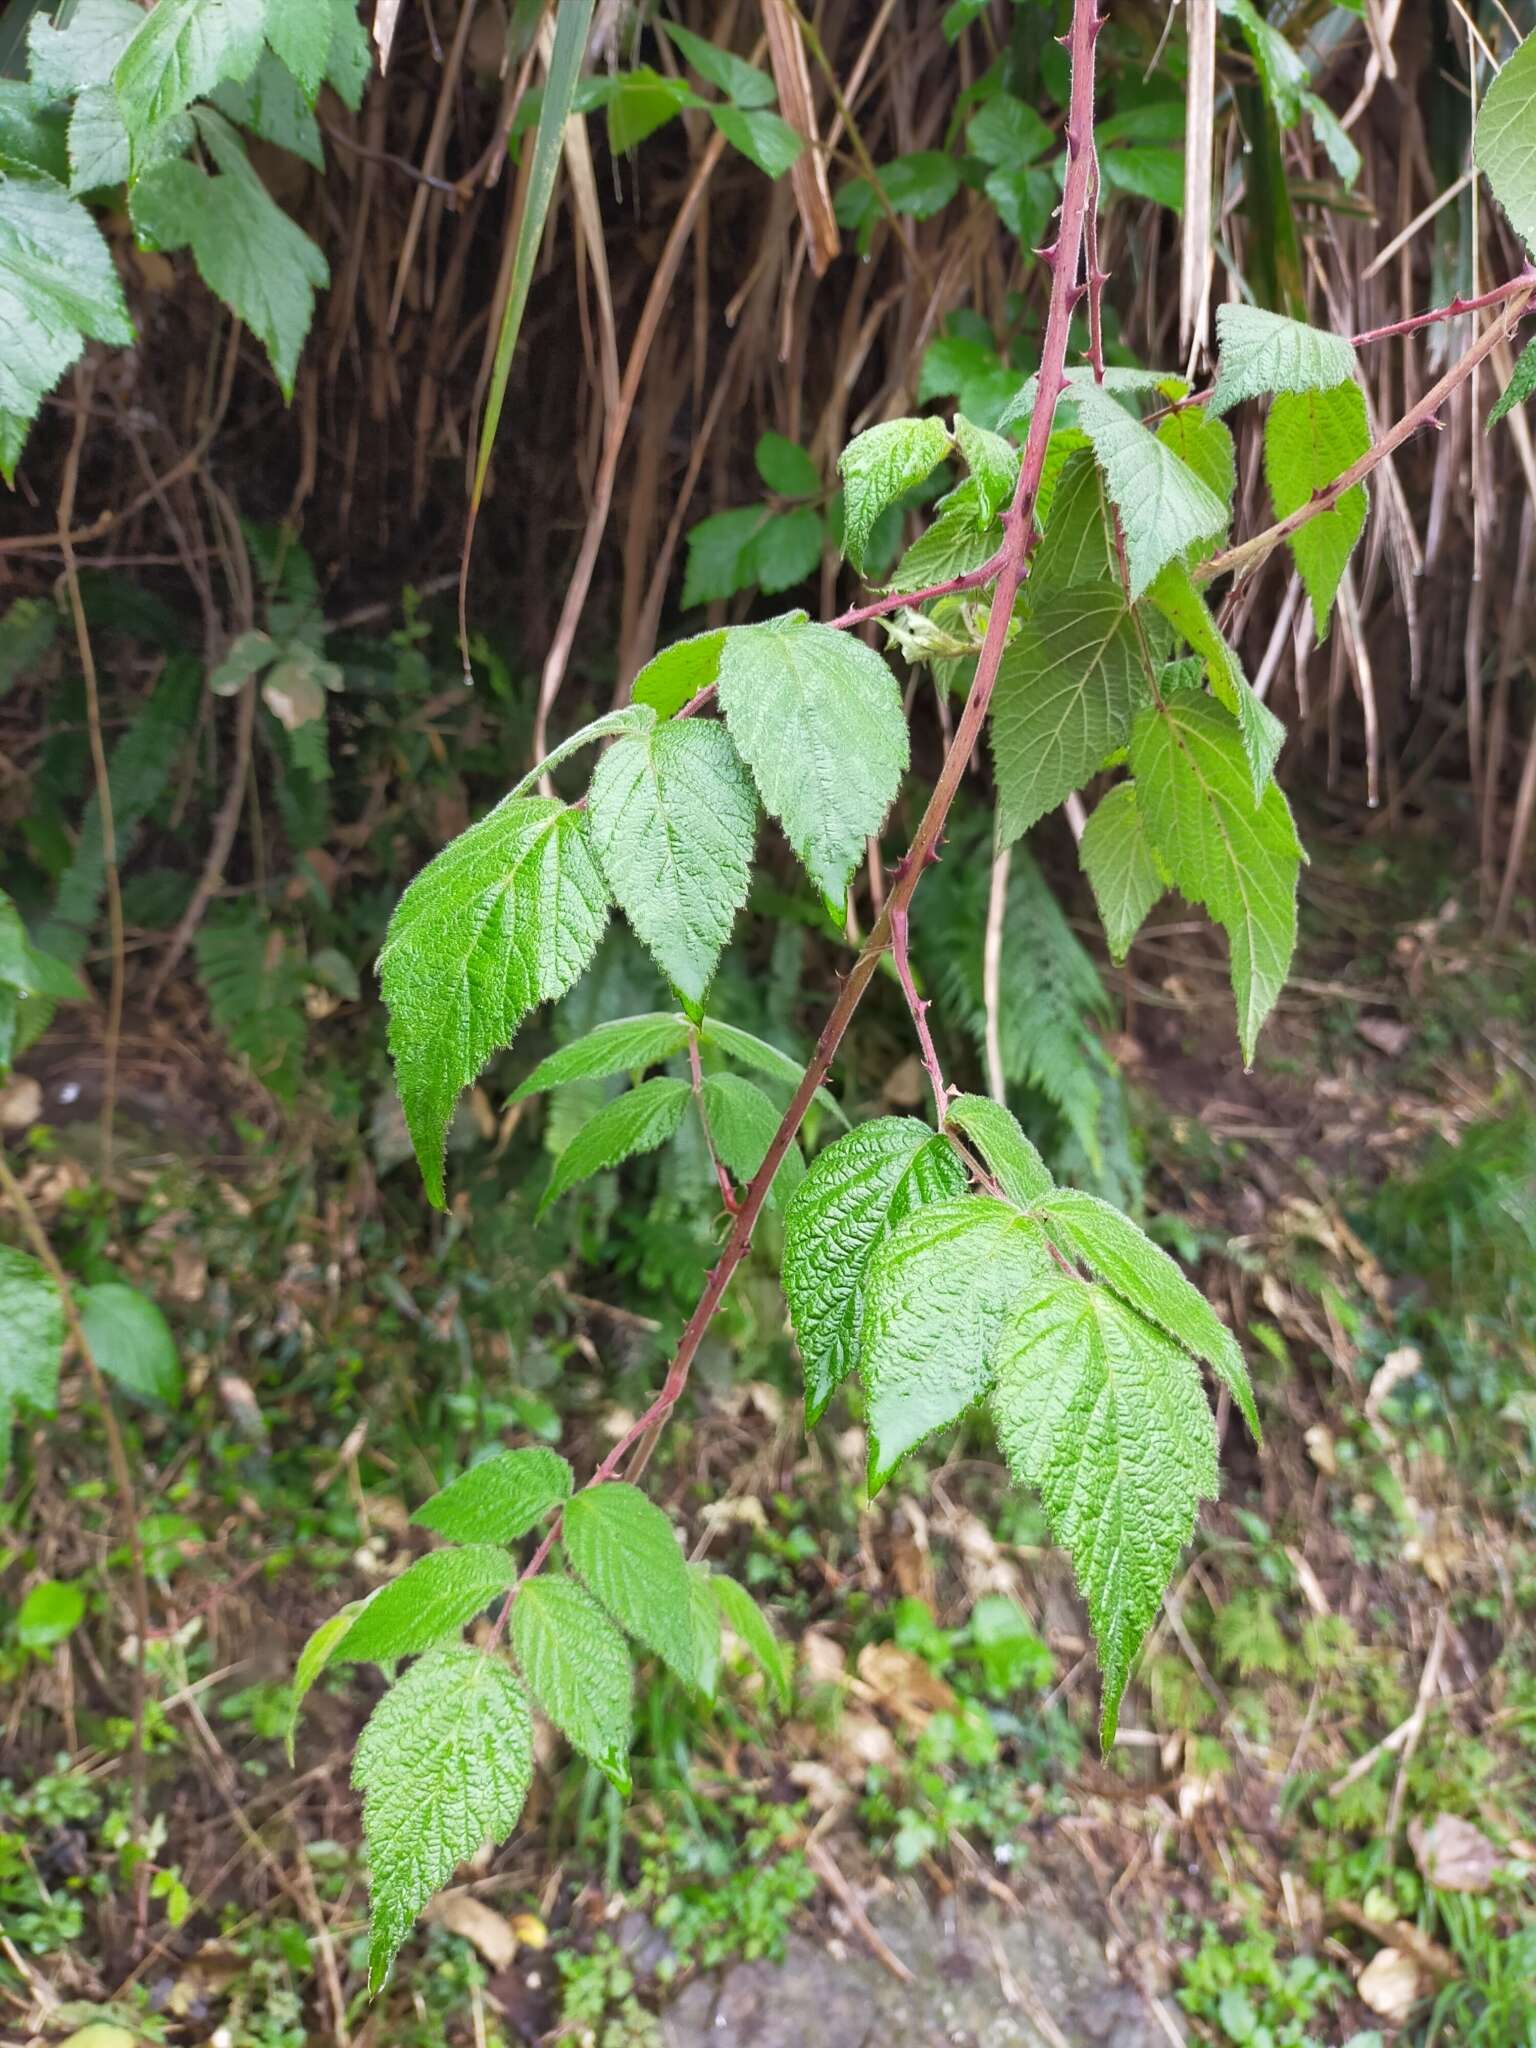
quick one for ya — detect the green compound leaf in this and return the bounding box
[1474,30,1536,255]
[782,1117,967,1427]
[944,1094,1052,1207]
[837,417,953,570]
[989,1277,1218,1743]
[991,583,1147,841]
[716,617,908,901]
[711,1572,791,1708]
[1148,560,1285,798]
[355,1646,533,1993]
[631,629,728,719]
[286,1599,369,1762]
[113,0,266,145]
[77,1281,180,1405]
[953,413,1019,523]
[541,1075,692,1211]
[0,168,135,484]
[1079,781,1165,961]
[1033,1185,1258,1440]
[512,1573,634,1793]
[887,480,999,593]
[1155,406,1236,513]
[686,1563,723,1699]
[510,704,656,800]
[682,507,766,608]
[264,0,337,101]
[562,1482,697,1686]
[0,1245,63,1454]
[212,48,321,167]
[1130,690,1301,1064]
[1208,303,1358,416]
[1489,332,1536,428]
[380,797,609,1207]
[1070,384,1229,597]
[751,506,824,594]
[1029,449,1119,591]
[860,1195,1057,1492]
[337,1547,517,1667]
[129,112,328,401]
[413,1448,573,1545]
[512,1013,693,1100]
[700,1072,804,1206]
[1263,383,1370,641]
[588,718,756,1004]
[698,1016,846,1124]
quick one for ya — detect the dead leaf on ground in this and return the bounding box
[1357,1014,1412,1057]
[1357,1945,1422,2022]
[1366,1346,1423,1428]
[855,1641,957,1728]
[831,1709,900,1772]
[800,1630,847,1688]
[1410,1813,1502,1893]
[425,1891,519,1970]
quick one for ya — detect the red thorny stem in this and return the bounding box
[890,900,949,1124]
[492,0,1107,1628]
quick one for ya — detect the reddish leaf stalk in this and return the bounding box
[496,0,1107,1616]
[890,900,949,1123]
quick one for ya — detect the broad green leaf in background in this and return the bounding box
[213,49,321,166]
[1069,385,1229,596]
[837,417,953,570]
[337,1546,517,1666]
[755,432,821,498]
[1149,562,1284,797]
[989,1276,1218,1741]
[944,1094,1052,1208]
[1489,332,1536,428]
[541,1075,692,1210]
[630,629,727,718]
[588,719,757,1004]
[966,92,1052,171]
[860,1195,1056,1490]
[681,506,766,608]
[711,1573,791,1708]
[1208,304,1358,416]
[77,1281,180,1405]
[510,704,656,799]
[716,617,908,901]
[17,1578,86,1650]
[1264,384,1370,640]
[602,68,699,154]
[699,1072,804,1206]
[1474,29,1536,254]
[991,583,1147,840]
[954,412,1019,523]
[512,1013,693,1099]
[1130,690,1302,1062]
[782,1117,967,1426]
[1079,782,1165,960]
[709,105,803,179]
[380,797,609,1207]
[659,21,777,108]
[471,0,597,511]
[562,1482,697,1685]
[355,1646,533,1992]
[751,506,824,594]
[1032,1185,1258,1437]
[413,1448,573,1545]
[512,1574,635,1792]
[130,111,328,399]
[0,169,135,483]
[0,1245,63,1459]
